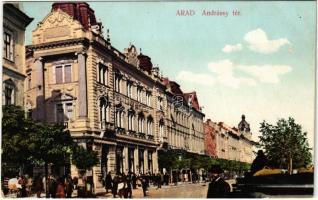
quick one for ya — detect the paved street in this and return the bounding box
[97,182,209,198]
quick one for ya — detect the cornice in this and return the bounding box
[26,37,90,51]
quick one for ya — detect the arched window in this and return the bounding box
[100,97,110,129]
[147,116,153,135]
[159,119,164,139]
[115,104,124,128]
[127,108,135,131]
[138,113,145,133]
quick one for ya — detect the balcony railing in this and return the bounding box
[100,121,114,131]
[116,127,126,135]
[127,130,137,137]
[147,135,154,141]
[138,132,146,139]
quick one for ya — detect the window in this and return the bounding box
[115,75,121,92]
[127,82,132,98]
[137,87,142,102]
[55,64,72,84]
[159,122,164,138]
[98,64,108,85]
[100,98,110,123]
[3,81,15,105]
[56,102,73,123]
[3,32,13,61]
[115,106,124,128]
[128,111,135,131]
[27,73,32,90]
[157,97,163,111]
[138,114,145,133]
[147,117,153,135]
[146,92,151,106]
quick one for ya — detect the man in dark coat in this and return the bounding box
[105,171,112,194]
[250,150,269,175]
[206,165,231,198]
[131,173,137,189]
[112,174,119,198]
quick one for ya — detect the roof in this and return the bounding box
[51,2,97,30]
[183,92,200,111]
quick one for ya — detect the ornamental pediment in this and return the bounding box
[32,10,87,45]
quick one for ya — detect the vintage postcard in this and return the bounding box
[1,0,315,198]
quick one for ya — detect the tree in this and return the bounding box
[2,105,99,197]
[259,117,312,174]
[72,146,99,171]
[2,105,37,173]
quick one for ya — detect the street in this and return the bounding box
[97,182,209,198]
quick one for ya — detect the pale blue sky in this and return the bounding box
[22,1,316,149]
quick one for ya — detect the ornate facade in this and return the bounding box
[25,2,205,193]
[2,3,33,106]
[204,115,255,163]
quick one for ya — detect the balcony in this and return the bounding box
[116,127,126,135]
[127,130,137,137]
[147,135,155,141]
[100,121,114,131]
[57,121,69,128]
[138,132,146,139]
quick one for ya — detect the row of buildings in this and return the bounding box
[2,2,255,193]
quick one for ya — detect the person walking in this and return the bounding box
[65,175,73,198]
[34,176,43,198]
[18,175,27,197]
[156,172,162,189]
[125,172,133,198]
[140,175,148,197]
[55,178,66,198]
[48,175,57,198]
[131,173,137,189]
[105,171,112,194]
[112,174,119,198]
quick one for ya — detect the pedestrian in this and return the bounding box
[140,175,148,197]
[26,175,33,196]
[172,172,178,186]
[18,175,27,197]
[250,150,269,175]
[206,165,231,198]
[48,175,57,198]
[156,172,162,189]
[112,174,119,198]
[55,178,66,198]
[65,175,73,198]
[105,171,112,194]
[77,175,85,198]
[125,172,133,198]
[132,173,137,189]
[117,175,126,198]
[34,175,43,198]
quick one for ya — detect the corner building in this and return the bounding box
[2,3,33,106]
[25,3,166,193]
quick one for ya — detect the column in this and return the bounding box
[77,52,88,117]
[35,57,44,121]
[134,147,139,174]
[144,149,148,173]
[123,146,129,174]
[153,150,158,174]
[108,145,116,176]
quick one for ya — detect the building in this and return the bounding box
[25,2,205,193]
[204,115,255,163]
[2,3,33,106]
[162,78,205,154]
[204,119,217,157]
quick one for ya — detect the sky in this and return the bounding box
[21,1,316,150]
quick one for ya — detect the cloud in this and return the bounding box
[244,28,291,54]
[222,43,243,53]
[176,59,292,89]
[176,70,215,86]
[238,64,292,83]
[208,60,257,88]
